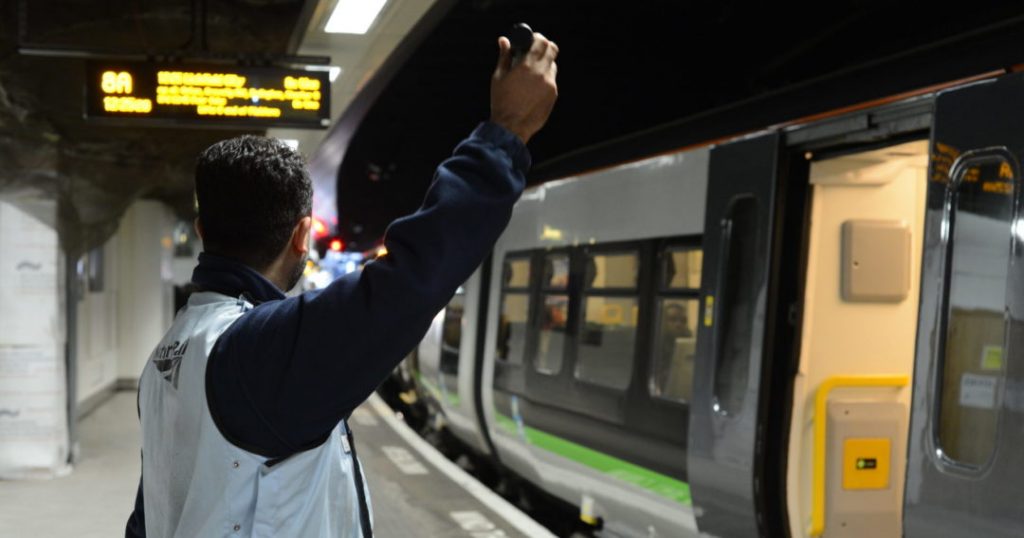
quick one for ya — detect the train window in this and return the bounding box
[652,298,699,401]
[536,294,569,374]
[497,255,532,364]
[497,294,529,363]
[663,248,702,290]
[576,251,640,389]
[440,290,464,375]
[937,154,1015,468]
[650,244,702,402]
[532,253,571,374]
[584,252,638,289]
[505,258,531,288]
[544,254,570,288]
[713,196,759,415]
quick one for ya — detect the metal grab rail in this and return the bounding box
[809,375,909,537]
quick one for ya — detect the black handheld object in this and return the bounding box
[508,23,534,65]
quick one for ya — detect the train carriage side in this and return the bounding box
[412,191,553,463]
[408,70,1024,538]
[698,71,1024,538]
[481,148,709,537]
[900,71,1024,538]
[414,269,493,456]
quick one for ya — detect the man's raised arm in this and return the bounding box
[207,33,559,456]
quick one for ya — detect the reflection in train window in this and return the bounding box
[938,155,1014,468]
[535,294,569,374]
[663,248,702,290]
[575,251,640,389]
[440,291,464,375]
[498,255,532,364]
[713,196,759,415]
[652,298,699,401]
[544,254,570,288]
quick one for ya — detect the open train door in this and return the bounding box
[689,132,788,537]
[904,74,1024,536]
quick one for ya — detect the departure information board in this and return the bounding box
[85,62,330,129]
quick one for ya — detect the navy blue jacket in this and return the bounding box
[125,122,529,537]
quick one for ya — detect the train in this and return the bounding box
[383,68,1024,538]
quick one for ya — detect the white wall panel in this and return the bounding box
[114,200,176,383]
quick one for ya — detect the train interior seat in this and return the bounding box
[664,337,696,400]
[578,325,636,387]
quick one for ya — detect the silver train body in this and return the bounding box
[417,149,708,537]
[405,70,1024,537]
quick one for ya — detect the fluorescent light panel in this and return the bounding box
[325,0,387,35]
[305,65,343,82]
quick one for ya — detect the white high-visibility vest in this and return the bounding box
[139,291,372,537]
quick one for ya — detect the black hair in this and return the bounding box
[195,135,312,270]
[665,302,686,317]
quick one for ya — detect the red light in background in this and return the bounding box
[329,239,343,252]
[312,217,329,239]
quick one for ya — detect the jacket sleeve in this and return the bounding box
[207,122,529,455]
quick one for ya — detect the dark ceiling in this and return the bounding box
[0,0,308,256]
[6,1,1024,257]
[334,0,1024,250]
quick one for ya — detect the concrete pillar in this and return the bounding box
[0,194,70,478]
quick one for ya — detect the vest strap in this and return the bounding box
[346,421,373,537]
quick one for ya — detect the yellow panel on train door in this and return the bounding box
[842,438,890,490]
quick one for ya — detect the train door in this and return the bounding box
[785,138,928,538]
[903,74,1024,537]
[689,133,785,536]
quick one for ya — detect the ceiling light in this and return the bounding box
[325,0,387,35]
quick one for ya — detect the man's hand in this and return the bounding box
[490,32,559,145]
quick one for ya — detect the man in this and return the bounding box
[125,32,558,537]
[662,303,692,340]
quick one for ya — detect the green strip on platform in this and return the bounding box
[494,412,691,505]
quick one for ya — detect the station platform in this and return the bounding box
[0,391,553,538]
[355,395,552,537]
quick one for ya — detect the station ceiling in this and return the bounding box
[0,0,309,256]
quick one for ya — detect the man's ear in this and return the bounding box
[292,216,312,255]
[193,218,204,240]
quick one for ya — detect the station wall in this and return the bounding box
[75,200,190,413]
